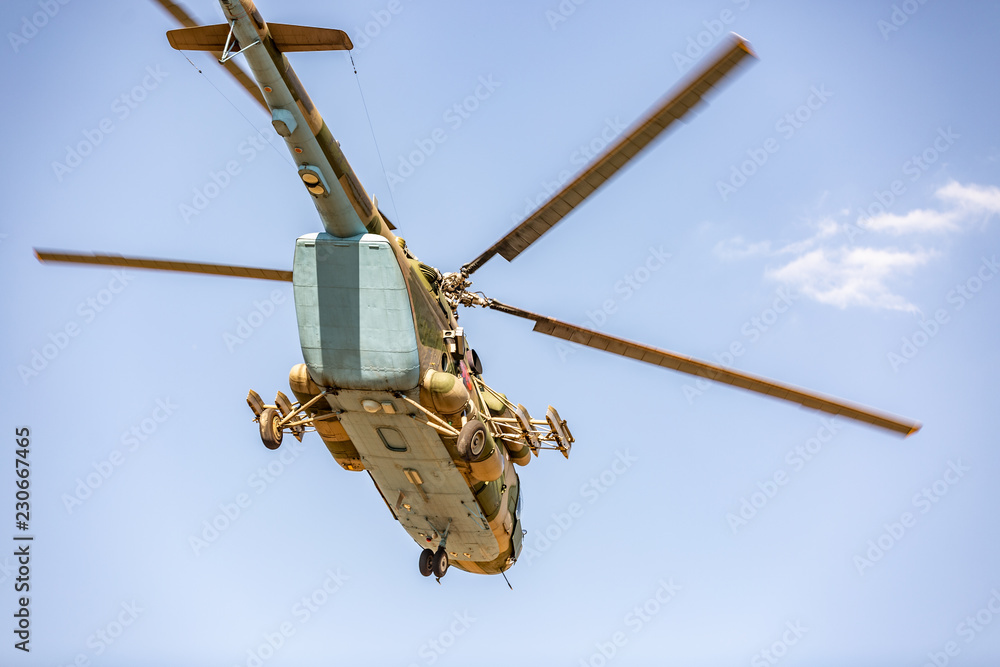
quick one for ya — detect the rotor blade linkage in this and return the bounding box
[462,33,757,276]
[486,300,921,437]
[35,250,291,282]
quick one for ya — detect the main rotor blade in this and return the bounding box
[462,33,756,276]
[35,250,291,282]
[486,300,921,437]
[152,0,268,111]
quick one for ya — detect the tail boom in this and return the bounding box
[171,0,376,239]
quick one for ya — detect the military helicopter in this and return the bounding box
[35,0,920,582]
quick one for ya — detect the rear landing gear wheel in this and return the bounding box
[259,407,283,450]
[432,547,449,579]
[418,548,434,577]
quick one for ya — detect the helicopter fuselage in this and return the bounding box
[214,0,524,574]
[35,0,921,583]
[290,229,526,575]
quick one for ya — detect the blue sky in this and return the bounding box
[3,0,1000,665]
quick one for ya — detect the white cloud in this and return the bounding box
[774,217,840,255]
[713,236,771,260]
[858,181,1000,235]
[765,247,935,312]
[864,208,958,235]
[715,219,839,260]
[935,181,1000,215]
[716,180,998,312]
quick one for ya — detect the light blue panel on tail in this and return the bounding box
[293,233,420,390]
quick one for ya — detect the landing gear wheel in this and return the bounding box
[457,419,487,460]
[418,548,434,577]
[432,548,449,578]
[259,407,283,450]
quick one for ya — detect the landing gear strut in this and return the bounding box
[247,387,331,451]
[418,519,452,581]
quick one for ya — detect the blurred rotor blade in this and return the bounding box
[35,250,291,282]
[153,0,268,111]
[462,33,756,276]
[486,299,921,437]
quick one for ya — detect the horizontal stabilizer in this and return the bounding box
[154,1,267,109]
[167,23,353,52]
[166,23,229,51]
[269,24,353,51]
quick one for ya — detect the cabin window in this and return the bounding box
[377,427,407,452]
